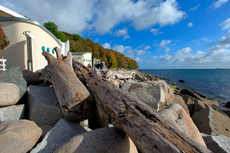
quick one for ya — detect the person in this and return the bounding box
[100,62,103,70]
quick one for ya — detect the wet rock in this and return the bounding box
[27,85,63,126]
[0,120,42,153]
[31,119,90,153]
[0,104,25,121]
[129,80,174,110]
[0,66,27,99]
[0,83,20,106]
[159,104,206,146]
[54,127,138,153]
[192,106,230,137]
[179,79,185,83]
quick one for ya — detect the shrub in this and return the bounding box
[0,24,10,58]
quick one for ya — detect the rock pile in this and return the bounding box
[0,66,229,152]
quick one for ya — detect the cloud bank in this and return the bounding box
[0,0,186,35]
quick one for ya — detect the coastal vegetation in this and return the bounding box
[43,22,139,69]
[0,24,10,58]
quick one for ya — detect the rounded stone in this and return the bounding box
[0,83,20,106]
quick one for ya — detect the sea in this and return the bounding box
[139,69,230,103]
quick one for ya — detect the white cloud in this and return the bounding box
[213,0,228,9]
[114,28,128,37]
[160,39,172,47]
[190,3,201,11]
[0,0,186,34]
[136,57,142,61]
[123,35,130,40]
[112,45,131,53]
[152,55,158,59]
[102,42,111,49]
[191,37,209,44]
[94,38,99,42]
[137,50,149,55]
[158,31,230,68]
[220,18,230,30]
[144,45,151,50]
[188,22,193,27]
[150,28,159,35]
[165,48,170,52]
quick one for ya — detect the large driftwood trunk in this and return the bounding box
[40,47,95,121]
[85,68,211,153]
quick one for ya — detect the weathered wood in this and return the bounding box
[85,68,211,153]
[40,47,96,121]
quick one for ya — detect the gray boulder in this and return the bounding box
[54,127,138,153]
[121,82,131,92]
[0,66,27,99]
[31,119,90,153]
[159,104,206,146]
[22,69,42,86]
[0,83,20,106]
[0,120,42,153]
[27,85,63,126]
[192,106,230,137]
[129,80,174,110]
[202,134,230,153]
[0,104,24,121]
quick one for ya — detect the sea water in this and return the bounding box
[139,69,230,103]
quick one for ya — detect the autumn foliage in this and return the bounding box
[0,24,10,58]
[44,22,139,69]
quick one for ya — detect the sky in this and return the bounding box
[1,0,230,69]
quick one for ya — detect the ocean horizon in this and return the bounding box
[139,69,230,103]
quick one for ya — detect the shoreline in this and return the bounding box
[139,69,230,103]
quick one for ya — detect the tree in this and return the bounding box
[43,22,67,42]
[0,24,10,58]
[72,34,81,41]
[43,22,58,34]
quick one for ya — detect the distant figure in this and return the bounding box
[87,63,91,68]
[96,63,100,69]
[100,62,103,70]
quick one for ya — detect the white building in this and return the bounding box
[72,52,92,67]
[0,5,69,72]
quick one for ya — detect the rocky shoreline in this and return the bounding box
[1,66,230,152]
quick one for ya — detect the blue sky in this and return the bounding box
[1,0,230,69]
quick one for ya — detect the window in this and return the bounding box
[78,57,81,59]
[42,46,45,52]
[52,49,55,54]
[47,47,50,52]
[83,59,85,61]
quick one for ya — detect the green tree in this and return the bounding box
[43,22,58,34]
[72,34,81,41]
[43,22,67,42]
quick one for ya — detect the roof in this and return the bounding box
[0,5,26,18]
[71,52,92,55]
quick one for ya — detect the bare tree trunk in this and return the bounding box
[85,68,211,153]
[40,47,96,121]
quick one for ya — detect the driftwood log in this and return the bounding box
[40,47,95,121]
[84,68,211,153]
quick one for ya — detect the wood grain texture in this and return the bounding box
[40,47,95,121]
[85,68,211,153]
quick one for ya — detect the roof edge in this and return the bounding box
[0,5,26,18]
[0,17,62,46]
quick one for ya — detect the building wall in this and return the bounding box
[82,53,92,67]
[0,19,61,71]
[72,54,83,63]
